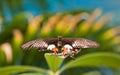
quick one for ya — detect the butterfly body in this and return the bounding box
[21,36,99,58]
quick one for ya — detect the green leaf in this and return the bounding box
[82,71,102,75]
[44,53,66,73]
[0,49,6,66]
[0,66,48,75]
[19,73,46,75]
[59,52,120,73]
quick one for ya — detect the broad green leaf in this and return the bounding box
[19,73,46,75]
[82,71,102,75]
[44,53,66,73]
[0,66,48,75]
[59,53,120,73]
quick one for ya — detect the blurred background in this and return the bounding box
[0,0,120,75]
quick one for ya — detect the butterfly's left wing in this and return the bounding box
[62,38,99,49]
[21,38,58,50]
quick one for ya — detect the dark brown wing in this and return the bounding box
[62,38,99,48]
[21,38,57,50]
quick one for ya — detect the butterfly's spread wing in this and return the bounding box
[21,38,57,50]
[62,38,99,49]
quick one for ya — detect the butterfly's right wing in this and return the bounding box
[21,38,58,50]
[62,38,99,49]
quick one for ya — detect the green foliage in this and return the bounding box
[44,53,65,73]
[1,52,120,75]
[59,53,120,73]
[0,9,120,75]
[0,66,48,75]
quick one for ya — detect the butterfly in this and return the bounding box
[21,36,99,58]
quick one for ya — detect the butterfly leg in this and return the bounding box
[74,49,81,54]
[69,50,75,59]
[68,49,81,59]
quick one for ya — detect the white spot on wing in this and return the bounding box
[47,44,56,50]
[63,44,73,54]
[64,44,73,50]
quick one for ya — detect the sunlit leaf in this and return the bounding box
[25,15,43,40]
[91,13,112,33]
[40,14,61,36]
[44,53,66,73]
[0,66,48,75]
[59,53,120,73]
[0,43,13,63]
[76,9,101,35]
[82,71,102,75]
[19,73,49,75]
[100,27,120,40]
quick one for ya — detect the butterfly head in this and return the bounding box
[57,36,62,47]
[57,41,62,47]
